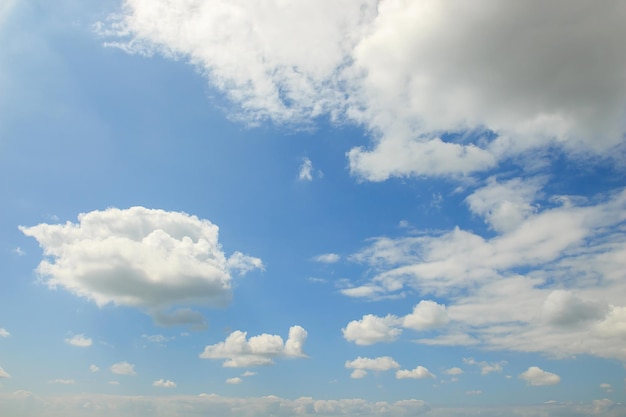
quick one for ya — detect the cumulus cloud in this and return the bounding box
[199,326,307,367]
[153,379,176,388]
[0,328,9,338]
[313,253,340,263]
[396,366,435,380]
[402,300,449,330]
[101,1,626,180]
[519,366,560,386]
[65,334,92,347]
[20,207,262,326]
[541,291,608,327]
[111,362,136,376]
[345,356,399,378]
[226,377,242,385]
[90,365,99,373]
[0,366,10,378]
[342,314,402,345]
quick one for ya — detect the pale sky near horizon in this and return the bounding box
[1,1,626,416]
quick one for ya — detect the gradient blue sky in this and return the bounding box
[1,1,626,416]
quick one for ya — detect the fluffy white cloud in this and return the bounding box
[402,301,449,330]
[153,379,176,388]
[20,207,262,326]
[396,366,435,380]
[111,362,136,376]
[89,365,99,373]
[345,356,399,378]
[0,367,10,378]
[102,1,626,180]
[0,328,9,338]
[298,157,314,181]
[519,366,560,386]
[226,377,242,385]
[313,253,340,264]
[65,334,92,347]
[541,290,608,326]
[200,326,307,367]
[342,314,401,345]
[48,379,75,385]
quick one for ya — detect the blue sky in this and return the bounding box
[1,1,626,416]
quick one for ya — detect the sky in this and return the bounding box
[1,1,626,416]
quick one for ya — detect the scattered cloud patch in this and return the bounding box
[89,365,99,373]
[48,379,75,385]
[0,328,9,338]
[108,381,119,385]
[142,334,174,345]
[463,358,505,375]
[242,371,256,377]
[342,314,402,345]
[65,334,92,347]
[313,253,340,264]
[298,158,314,181]
[0,367,10,378]
[444,367,463,376]
[345,356,400,379]
[396,366,435,380]
[20,207,262,326]
[110,362,136,376]
[12,247,24,256]
[465,390,482,396]
[519,366,560,386]
[200,326,307,367]
[153,379,176,388]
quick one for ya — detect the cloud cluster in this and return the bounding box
[342,301,448,345]
[20,207,262,327]
[341,182,626,360]
[200,326,307,367]
[463,358,504,375]
[101,1,626,180]
[519,366,560,386]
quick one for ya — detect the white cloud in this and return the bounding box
[463,358,504,375]
[342,314,402,345]
[0,367,10,378]
[541,290,608,326]
[313,253,340,264]
[444,367,463,376]
[13,247,24,256]
[153,379,176,388]
[0,328,9,338]
[241,371,256,377]
[89,365,99,373]
[345,356,400,378]
[298,157,314,181]
[111,362,136,376]
[108,381,120,385]
[226,377,242,385]
[65,334,92,347]
[142,334,173,344]
[465,390,482,396]
[396,366,435,380]
[402,300,449,330]
[199,326,307,367]
[48,379,75,385]
[20,207,262,326]
[519,366,560,386]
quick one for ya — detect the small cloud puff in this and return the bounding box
[226,377,242,384]
[48,379,75,385]
[0,366,10,378]
[89,365,99,373]
[110,362,136,376]
[345,356,399,379]
[313,253,340,263]
[65,334,92,347]
[153,379,176,388]
[0,328,9,338]
[519,366,560,386]
[396,366,435,380]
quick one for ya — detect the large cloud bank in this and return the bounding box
[101,0,626,179]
